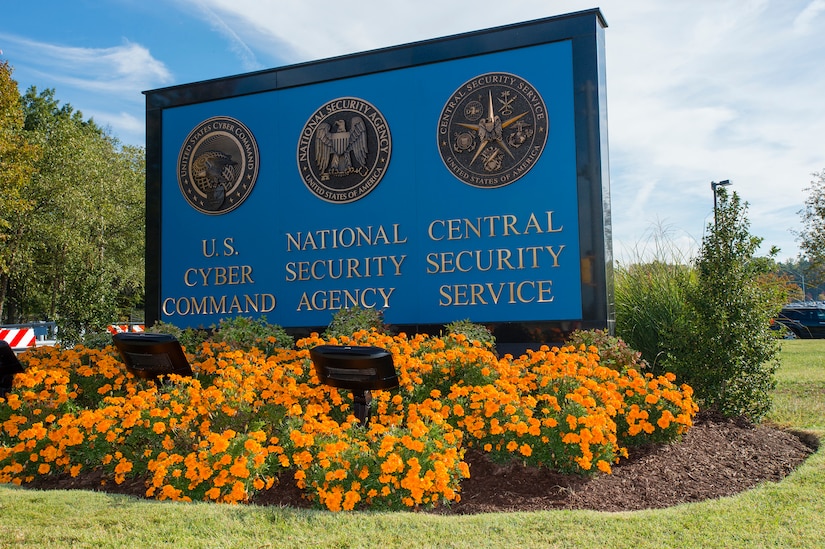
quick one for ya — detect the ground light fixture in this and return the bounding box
[711,179,732,225]
[0,340,25,398]
[309,345,399,427]
[112,332,193,381]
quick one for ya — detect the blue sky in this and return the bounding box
[2,0,824,262]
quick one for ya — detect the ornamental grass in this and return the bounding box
[0,329,697,511]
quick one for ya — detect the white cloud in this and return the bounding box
[86,109,145,141]
[187,1,264,72]
[793,0,825,33]
[0,32,172,97]
[0,30,173,151]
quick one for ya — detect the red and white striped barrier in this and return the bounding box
[107,324,146,335]
[0,328,36,350]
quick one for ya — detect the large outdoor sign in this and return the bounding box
[144,9,613,348]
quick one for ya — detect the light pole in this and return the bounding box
[785,267,807,301]
[711,180,732,225]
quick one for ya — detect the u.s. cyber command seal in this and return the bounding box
[437,73,548,188]
[297,97,391,203]
[177,116,259,215]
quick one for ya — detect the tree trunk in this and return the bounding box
[0,271,7,322]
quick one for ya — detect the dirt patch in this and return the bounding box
[445,414,818,514]
[25,414,817,514]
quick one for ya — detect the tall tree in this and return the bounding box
[0,60,41,320]
[0,67,145,341]
[17,86,145,341]
[798,170,825,272]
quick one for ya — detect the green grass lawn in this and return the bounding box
[1,340,823,549]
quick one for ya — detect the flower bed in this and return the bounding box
[0,330,697,511]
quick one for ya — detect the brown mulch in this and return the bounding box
[25,414,818,514]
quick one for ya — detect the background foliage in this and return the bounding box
[0,62,145,340]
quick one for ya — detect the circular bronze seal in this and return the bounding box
[437,72,549,188]
[297,97,391,203]
[177,117,259,215]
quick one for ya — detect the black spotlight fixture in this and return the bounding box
[0,340,25,398]
[309,345,399,427]
[112,332,193,381]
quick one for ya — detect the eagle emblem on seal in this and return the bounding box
[297,97,392,203]
[314,117,368,180]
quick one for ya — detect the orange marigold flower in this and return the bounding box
[657,410,675,429]
[343,490,361,511]
[562,432,580,444]
[115,459,133,475]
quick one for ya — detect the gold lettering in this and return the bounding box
[295,288,395,311]
[436,280,554,306]
[425,247,562,274]
[161,294,276,316]
[428,220,445,241]
[285,224,407,251]
[537,280,554,302]
[183,265,255,287]
[285,256,404,281]
[427,211,563,241]
[546,245,565,267]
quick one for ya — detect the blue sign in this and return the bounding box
[146,10,612,338]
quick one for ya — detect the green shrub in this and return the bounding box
[663,189,786,421]
[566,329,646,372]
[78,330,114,350]
[614,225,694,372]
[211,316,294,352]
[147,321,209,352]
[444,319,495,348]
[148,318,293,354]
[323,306,390,339]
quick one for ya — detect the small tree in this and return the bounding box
[664,188,786,421]
[798,170,825,270]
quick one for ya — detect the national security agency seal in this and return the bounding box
[177,117,259,215]
[437,73,548,188]
[297,97,391,203]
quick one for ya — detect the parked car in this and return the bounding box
[772,302,825,339]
